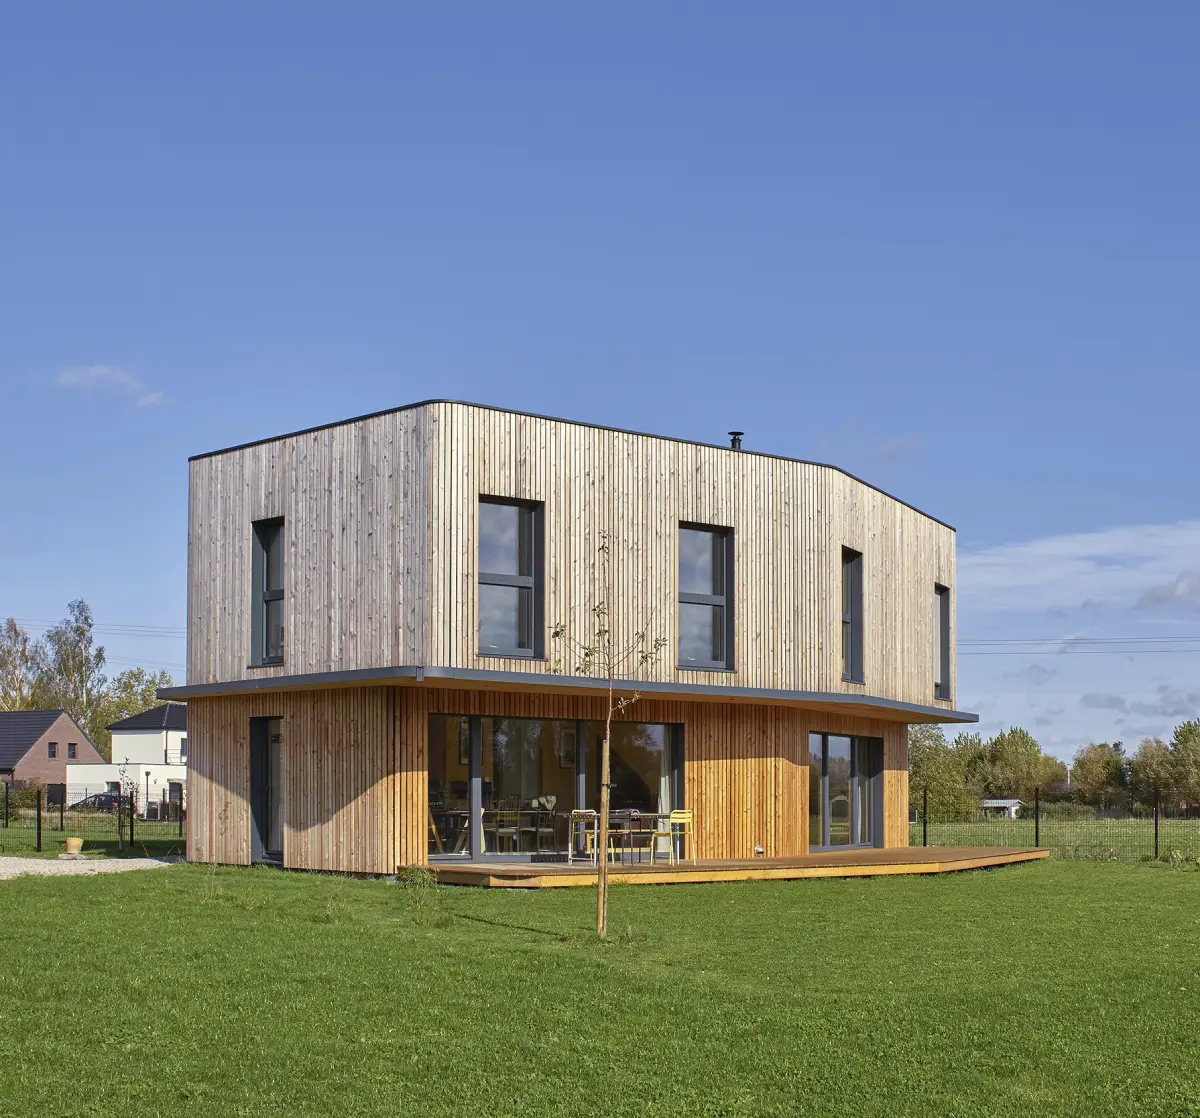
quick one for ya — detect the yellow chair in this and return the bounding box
[648,810,695,865]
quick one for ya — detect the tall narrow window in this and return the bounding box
[478,498,543,658]
[67,743,77,760]
[678,524,734,670]
[934,584,951,699]
[47,742,57,759]
[251,518,285,666]
[841,547,864,683]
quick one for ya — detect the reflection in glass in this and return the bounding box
[808,733,824,849]
[587,722,671,814]
[679,529,722,595]
[826,736,852,846]
[265,597,284,660]
[267,717,283,855]
[428,716,470,856]
[479,502,521,576]
[479,584,532,653]
[678,602,723,665]
[483,718,576,854]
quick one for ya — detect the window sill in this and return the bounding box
[678,664,735,673]
[841,675,865,686]
[247,660,285,670]
[478,651,545,662]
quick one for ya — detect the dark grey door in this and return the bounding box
[250,717,283,863]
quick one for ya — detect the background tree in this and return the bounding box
[979,727,1066,799]
[1169,719,1200,803]
[908,724,979,821]
[551,532,666,939]
[1070,742,1127,806]
[93,667,176,758]
[30,600,110,754]
[0,618,38,711]
[1128,737,1172,805]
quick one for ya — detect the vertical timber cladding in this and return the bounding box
[187,689,398,874]
[426,401,957,711]
[406,688,910,868]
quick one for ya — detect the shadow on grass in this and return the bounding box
[451,912,570,940]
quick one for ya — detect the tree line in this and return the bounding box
[910,721,1200,819]
[0,601,173,761]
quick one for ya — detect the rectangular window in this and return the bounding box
[478,498,543,658]
[251,518,285,665]
[841,547,864,683]
[180,736,188,762]
[67,743,77,760]
[678,524,734,670]
[934,584,951,699]
[47,742,57,759]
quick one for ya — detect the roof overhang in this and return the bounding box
[159,666,977,725]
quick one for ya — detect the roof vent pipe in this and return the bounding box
[728,431,744,451]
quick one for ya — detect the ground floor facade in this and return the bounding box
[185,684,911,875]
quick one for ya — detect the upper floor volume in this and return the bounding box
[173,399,973,723]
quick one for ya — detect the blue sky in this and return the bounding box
[2,4,1198,759]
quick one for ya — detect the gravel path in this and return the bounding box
[0,855,181,881]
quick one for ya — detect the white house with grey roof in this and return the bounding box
[67,703,188,815]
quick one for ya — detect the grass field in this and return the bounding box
[0,815,185,859]
[909,817,1200,860]
[1,860,1197,1116]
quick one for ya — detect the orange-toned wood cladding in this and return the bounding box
[188,685,910,872]
[187,688,398,873]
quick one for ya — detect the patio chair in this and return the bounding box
[567,809,598,865]
[485,795,520,853]
[647,809,695,865]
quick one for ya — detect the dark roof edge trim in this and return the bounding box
[187,399,955,532]
[158,666,978,724]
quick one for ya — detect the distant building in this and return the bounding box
[66,703,187,814]
[0,709,104,786]
[981,798,1023,820]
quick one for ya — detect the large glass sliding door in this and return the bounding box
[808,733,882,850]
[428,715,680,861]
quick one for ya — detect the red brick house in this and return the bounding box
[0,710,104,785]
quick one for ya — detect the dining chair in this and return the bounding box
[568,809,598,865]
[647,809,695,865]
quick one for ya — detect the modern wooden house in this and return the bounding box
[162,399,979,877]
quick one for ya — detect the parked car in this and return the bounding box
[68,792,122,813]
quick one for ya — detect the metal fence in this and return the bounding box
[910,787,1200,861]
[0,784,186,858]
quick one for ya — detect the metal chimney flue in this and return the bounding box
[728,430,744,451]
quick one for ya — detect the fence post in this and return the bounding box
[1154,787,1160,860]
[1034,787,1040,847]
[129,790,136,847]
[922,787,928,848]
[178,803,184,840]
[36,790,43,853]
[59,797,64,832]
[3,780,7,828]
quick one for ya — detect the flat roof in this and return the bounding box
[189,398,954,531]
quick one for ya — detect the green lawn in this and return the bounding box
[0,816,185,859]
[910,817,1200,860]
[1,861,1197,1117]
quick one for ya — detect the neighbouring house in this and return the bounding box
[67,703,188,815]
[160,399,978,873]
[0,709,105,791]
[982,798,1024,820]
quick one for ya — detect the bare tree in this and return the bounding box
[552,532,666,938]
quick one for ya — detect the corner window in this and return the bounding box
[67,743,77,760]
[180,736,188,762]
[934,584,951,699]
[678,524,734,670]
[251,518,285,666]
[478,498,543,658]
[47,742,57,759]
[841,547,864,683]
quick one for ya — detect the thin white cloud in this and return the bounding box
[959,520,1200,615]
[56,365,164,408]
[875,434,924,462]
[1137,571,1200,610]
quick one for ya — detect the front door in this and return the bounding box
[808,733,882,851]
[250,717,283,863]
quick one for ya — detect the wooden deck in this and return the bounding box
[430,846,1049,888]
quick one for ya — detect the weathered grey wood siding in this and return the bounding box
[187,401,955,710]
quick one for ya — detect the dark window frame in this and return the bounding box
[67,743,77,760]
[47,741,57,759]
[677,522,735,672]
[251,517,285,667]
[477,496,544,660]
[934,583,951,700]
[841,547,864,684]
